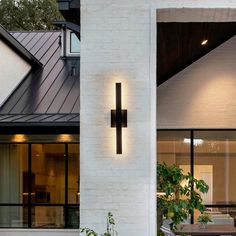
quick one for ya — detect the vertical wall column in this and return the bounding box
[80,1,156,236]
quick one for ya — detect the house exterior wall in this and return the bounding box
[80,1,157,236]
[0,40,31,106]
[157,36,236,129]
[80,1,236,236]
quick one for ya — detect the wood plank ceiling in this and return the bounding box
[157,22,236,86]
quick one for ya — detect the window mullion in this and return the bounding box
[190,130,194,224]
[28,144,32,228]
[65,143,69,227]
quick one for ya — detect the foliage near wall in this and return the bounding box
[157,163,209,232]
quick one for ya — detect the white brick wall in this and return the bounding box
[80,1,236,236]
[80,1,156,236]
[157,36,236,129]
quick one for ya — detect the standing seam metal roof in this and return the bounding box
[0,31,80,124]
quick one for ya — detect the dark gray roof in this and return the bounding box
[0,31,80,125]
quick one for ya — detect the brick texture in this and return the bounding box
[80,1,236,236]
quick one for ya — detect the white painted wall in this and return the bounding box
[0,40,31,106]
[80,1,236,236]
[157,36,236,129]
[80,1,156,236]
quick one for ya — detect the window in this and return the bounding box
[61,29,80,57]
[157,130,191,169]
[70,32,80,54]
[0,134,79,228]
[157,129,236,225]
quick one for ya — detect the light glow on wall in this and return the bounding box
[12,134,27,142]
[108,75,130,156]
[57,134,72,142]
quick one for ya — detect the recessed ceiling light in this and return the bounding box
[184,138,204,146]
[201,39,208,45]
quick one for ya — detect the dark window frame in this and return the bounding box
[157,128,236,224]
[0,141,80,229]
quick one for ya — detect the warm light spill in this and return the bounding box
[57,134,72,142]
[201,39,208,45]
[12,134,27,142]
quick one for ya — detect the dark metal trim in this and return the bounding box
[157,128,236,223]
[157,128,236,131]
[65,143,69,228]
[0,203,29,206]
[0,122,80,127]
[63,25,67,57]
[0,203,78,206]
[0,125,79,134]
[111,83,127,154]
[28,144,32,228]
[111,110,127,128]
[0,142,79,228]
[205,204,236,207]
[53,21,80,33]
[190,130,194,180]
[190,130,194,224]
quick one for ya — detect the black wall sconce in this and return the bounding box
[111,83,127,154]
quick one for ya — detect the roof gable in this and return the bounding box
[0,30,80,123]
[0,25,42,68]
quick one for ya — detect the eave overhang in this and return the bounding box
[57,0,80,25]
[53,20,80,33]
[0,114,80,128]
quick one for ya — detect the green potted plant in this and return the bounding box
[157,163,209,234]
[80,212,118,236]
[197,212,212,228]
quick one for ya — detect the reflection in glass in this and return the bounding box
[0,144,28,203]
[70,33,80,53]
[0,206,27,227]
[0,139,80,229]
[157,130,236,225]
[194,131,236,205]
[68,144,80,204]
[67,205,80,228]
[31,144,65,204]
[203,206,236,225]
[157,131,190,169]
[157,131,191,225]
[32,206,64,228]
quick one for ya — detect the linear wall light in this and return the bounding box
[111,83,127,154]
